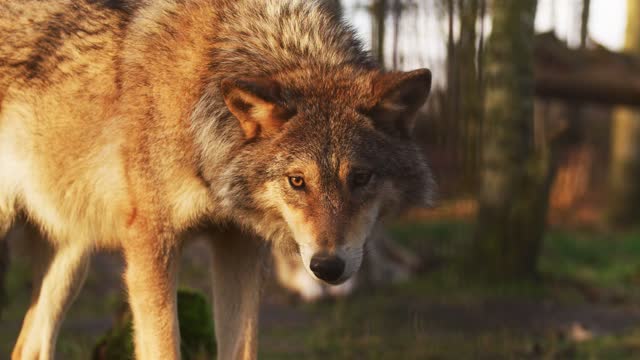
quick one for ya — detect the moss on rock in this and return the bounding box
[93,289,216,360]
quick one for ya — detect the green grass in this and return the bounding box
[257,223,640,359]
[4,221,640,359]
[574,328,640,360]
[392,222,640,301]
[541,231,640,293]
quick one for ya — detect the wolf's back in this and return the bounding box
[0,0,129,92]
[0,0,371,94]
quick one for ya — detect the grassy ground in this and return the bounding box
[3,221,640,359]
[257,222,640,359]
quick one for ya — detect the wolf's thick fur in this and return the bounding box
[0,0,434,358]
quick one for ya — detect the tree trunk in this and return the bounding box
[457,0,481,192]
[608,0,640,228]
[580,0,590,48]
[471,0,543,281]
[477,0,486,93]
[391,0,402,70]
[446,0,461,187]
[371,0,387,67]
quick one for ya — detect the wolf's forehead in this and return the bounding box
[285,136,353,173]
[282,106,372,168]
[312,143,360,182]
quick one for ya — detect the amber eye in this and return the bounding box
[288,176,305,189]
[352,171,373,188]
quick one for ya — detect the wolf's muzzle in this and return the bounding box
[310,253,345,283]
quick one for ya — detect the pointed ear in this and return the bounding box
[366,69,432,137]
[221,77,295,139]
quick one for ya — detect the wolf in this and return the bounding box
[0,0,434,359]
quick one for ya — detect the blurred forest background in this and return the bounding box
[4,0,640,358]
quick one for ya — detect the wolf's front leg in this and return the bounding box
[123,237,181,360]
[209,228,267,360]
[13,228,90,360]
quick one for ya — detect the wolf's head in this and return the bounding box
[208,67,433,284]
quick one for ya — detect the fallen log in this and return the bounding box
[534,32,640,107]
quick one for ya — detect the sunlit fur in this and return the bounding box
[0,0,434,359]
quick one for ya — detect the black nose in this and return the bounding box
[310,254,345,283]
